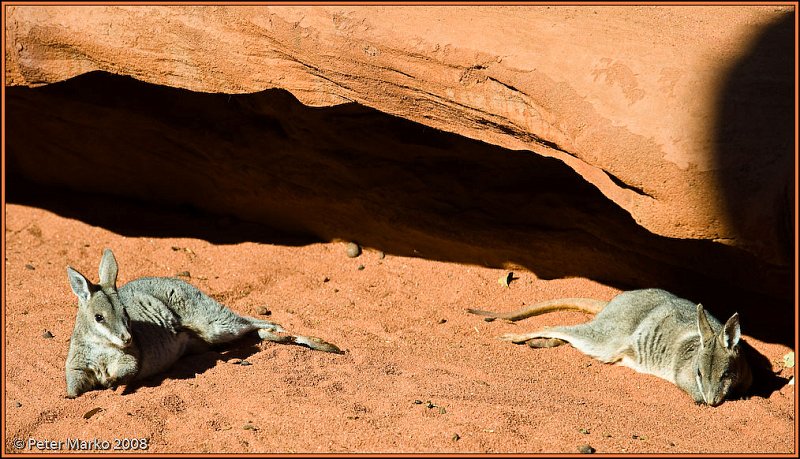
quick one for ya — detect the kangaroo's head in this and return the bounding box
[693,303,752,406]
[67,249,132,348]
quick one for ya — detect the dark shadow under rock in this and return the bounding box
[5,71,793,345]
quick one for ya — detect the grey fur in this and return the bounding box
[468,288,752,406]
[65,248,342,398]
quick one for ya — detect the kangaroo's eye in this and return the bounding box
[94,314,105,323]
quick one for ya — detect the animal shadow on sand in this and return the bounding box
[740,341,792,399]
[120,330,291,395]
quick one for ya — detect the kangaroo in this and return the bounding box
[467,288,752,406]
[65,248,343,398]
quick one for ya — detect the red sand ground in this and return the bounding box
[4,202,796,454]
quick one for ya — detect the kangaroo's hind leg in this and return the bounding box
[180,308,281,344]
[183,311,343,354]
[176,285,343,354]
[188,309,341,352]
[500,323,624,363]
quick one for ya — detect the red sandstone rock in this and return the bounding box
[5,5,793,266]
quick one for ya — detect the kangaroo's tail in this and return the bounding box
[466,298,607,322]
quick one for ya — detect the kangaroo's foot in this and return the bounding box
[257,329,344,354]
[499,330,567,348]
[248,319,287,334]
[499,332,544,343]
[526,337,568,348]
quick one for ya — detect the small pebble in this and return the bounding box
[176,271,191,278]
[239,360,252,366]
[83,407,103,419]
[42,331,54,339]
[378,251,386,259]
[25,264,35,270]
[256,307,271,316]
[426,401,436,409]
[578,444,595,454]
[357,264,365,271]
[452,433,460,441]
[438,407,446,414]
[230,359,243,365]
[322,276,330,283]
[498,272,512,287]
[14,401,22,408]
[346,242,362,258]
[413,400,423,405]
[437,319,447,324]
[579,428,590,435]
[243,423,258,431]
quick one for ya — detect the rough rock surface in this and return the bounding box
[4,7,796,302]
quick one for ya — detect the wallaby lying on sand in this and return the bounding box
[467,288,752,406]
[65,248,342,398]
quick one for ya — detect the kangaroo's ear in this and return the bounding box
[696,303,715,345]
[98,249,118,288]
[67,267,94,303]
[720,313,742,350]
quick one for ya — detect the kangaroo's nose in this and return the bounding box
[121,333,132,346]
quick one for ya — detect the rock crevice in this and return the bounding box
[5,72,792,309]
